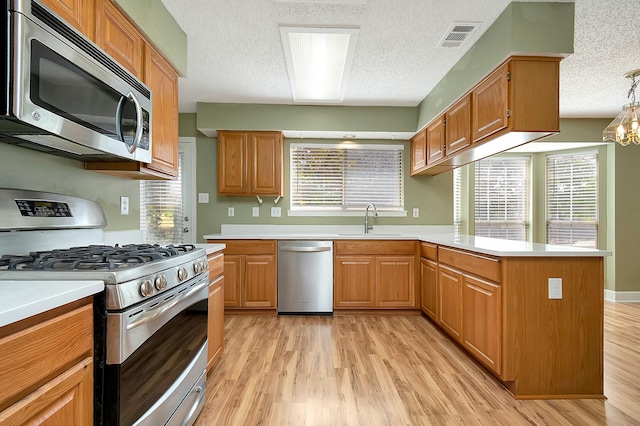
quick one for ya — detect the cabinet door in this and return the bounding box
[0,358,93,425]
[95,0,145,78]
[251,132,283,196]
[420,258,438,321]
[334,256,376,308]
[223,255,242,307]
[143,46,179,178]
[438,265,463,342]
[218,132,249,195]
[41,0,95,38]
[376,256,416,307]
[472,63,508,142]
[410,129,427,175]
[207,277,224,372]
[462,275,502,375]
[243,255,276,308]
[426,115,445,163]
[445,93,471,155]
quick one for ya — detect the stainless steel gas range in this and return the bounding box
[0,189,208,426]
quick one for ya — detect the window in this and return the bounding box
[290,143,404,213]
[474,157,530,241]
[453,167,462,234]
[140,151,185,244]
[546,152,598,248]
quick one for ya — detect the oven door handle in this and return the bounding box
[126,281,208,331]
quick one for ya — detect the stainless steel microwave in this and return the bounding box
[1,0,152,163]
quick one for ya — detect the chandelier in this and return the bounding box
[603,69,640,146]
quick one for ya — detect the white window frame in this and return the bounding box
[288,143,406,217]
[474,156,531,241]
[546,151,598,248]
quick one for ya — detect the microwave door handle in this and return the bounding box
[115,97,126,142]
[127,91,144,154]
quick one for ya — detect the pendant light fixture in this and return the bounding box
[603,69,640,146]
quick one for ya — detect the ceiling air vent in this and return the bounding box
[437,22,480,48]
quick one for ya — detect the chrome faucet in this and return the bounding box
[364,203,378,234]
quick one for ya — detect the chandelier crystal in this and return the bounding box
[603,69,640,146]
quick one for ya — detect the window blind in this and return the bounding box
[140,150,185,244]
[474,157,530,241]
[453,167,462,234]
[290,144,404,210]
[546,152,598,248]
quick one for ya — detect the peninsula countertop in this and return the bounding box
[204,225,611,258]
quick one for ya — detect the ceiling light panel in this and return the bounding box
[280,26,359,103]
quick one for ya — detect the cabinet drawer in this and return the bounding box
[217,240,276,255]
[208,252,224,280]
[419,242,437,260]
[0,303,93,410]
[438,247,501,282]
[335,240,415,255]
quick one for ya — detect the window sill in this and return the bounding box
[287,210,407,217]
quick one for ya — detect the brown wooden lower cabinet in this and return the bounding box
[437,264,463,341]
[420,257,438,321]
[334,256,376,307]
[207,251,225,372]
[462,274,501,375]
[211,240,277,310]
[0,299,94,425]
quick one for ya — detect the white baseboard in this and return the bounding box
[604,290,640,302]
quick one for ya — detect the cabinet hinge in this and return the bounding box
[506,109,511,118]
[443,118,447,126]
[507,71,511,81]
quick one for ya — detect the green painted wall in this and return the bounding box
[196,104,417,136]
[181,114,453,237]
[416,2,574,129]
[114,0,187,75]
[0,144,140,231]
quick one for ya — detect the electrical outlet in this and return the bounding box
[120,196,129,215]
[252,206,260,217]
[198,193,209,203]
[228,207,234,217]
[271,207,281,217]
[413,208,419,218]
[548,278,562,299]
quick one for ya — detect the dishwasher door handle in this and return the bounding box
[279,246,332,253]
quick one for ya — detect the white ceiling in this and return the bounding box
[160,0,639,137]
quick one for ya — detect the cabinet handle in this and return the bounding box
[279,246,331,253]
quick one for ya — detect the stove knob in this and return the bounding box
[201,259,208,271]
[140,280,154,297]
[178,267,188,281]
[193,260,202,274]
[154,274,167,290]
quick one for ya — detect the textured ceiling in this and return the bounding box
[160,0,640,125]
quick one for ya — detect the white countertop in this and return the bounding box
[194,243,226,255]
[0,280,104,328]
[203,225,610,258]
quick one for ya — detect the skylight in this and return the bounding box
[280,26,359,103]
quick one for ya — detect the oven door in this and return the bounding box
[104,275,208,426]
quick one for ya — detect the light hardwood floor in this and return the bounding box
[196,302,640,425]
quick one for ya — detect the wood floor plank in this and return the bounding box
[196,302,640,425]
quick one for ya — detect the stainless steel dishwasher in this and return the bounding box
[277,240,333,314]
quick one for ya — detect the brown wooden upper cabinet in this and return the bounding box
[218,131,284,196]
[40,0,95,38]
[409,129,427,175]
[84,0,180,180]
[410,56,560,176]
[94,0,145,79]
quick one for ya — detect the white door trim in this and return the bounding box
[179,137,197,243]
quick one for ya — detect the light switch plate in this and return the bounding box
[228,207,234,217]
[413,208,419,218]
[271,207,281,217]
[198,193,209,203]
[548,278,562,299]
[252,206,260,217]
[120,196,129,215]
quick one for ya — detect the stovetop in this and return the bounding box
[0,243,200,271]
